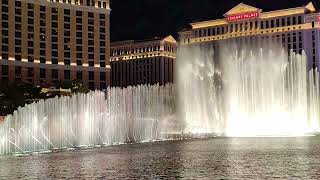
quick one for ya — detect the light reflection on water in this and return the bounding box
[0,137,320,179]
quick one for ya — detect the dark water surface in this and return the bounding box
[0,137,320,179]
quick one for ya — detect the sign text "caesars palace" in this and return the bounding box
[227,12,260,21]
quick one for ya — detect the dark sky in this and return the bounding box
[110,0,319,42]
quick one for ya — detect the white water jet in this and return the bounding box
[0,84,177,155]
[177,42,320,137]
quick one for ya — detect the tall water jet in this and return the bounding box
[177,41,320,137]
[308,68,320,132]
[176,45,225,134]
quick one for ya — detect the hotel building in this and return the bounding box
[179,2,320,69]
[0,0,111,90]
[110,36,177,87]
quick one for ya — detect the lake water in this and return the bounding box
[0,137,320,179]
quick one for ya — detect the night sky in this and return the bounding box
[110,0,319,42]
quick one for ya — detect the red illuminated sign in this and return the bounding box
[227,12,260,21]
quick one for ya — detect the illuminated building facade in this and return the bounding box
[110,36,177,87]
[180,2,320,69]
[0,0,111,90]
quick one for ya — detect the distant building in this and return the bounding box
[110,35,177,87]
[0,0,111,90]
[40,87,72,99]
[179,2,320,69]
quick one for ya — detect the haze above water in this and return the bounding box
[177,42,320,137]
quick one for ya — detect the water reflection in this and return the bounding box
[0,137,320,179]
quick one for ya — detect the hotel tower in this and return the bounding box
[110,36,177,87]
[0,0,111,90]
[179,2,320,69]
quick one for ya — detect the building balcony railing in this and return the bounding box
[40,0,110,10]
[110,51,176,61]
[184,23,317,45]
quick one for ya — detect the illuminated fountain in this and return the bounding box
[1,41,319,156]
[177,42,320,137]
[0,85,176,155]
